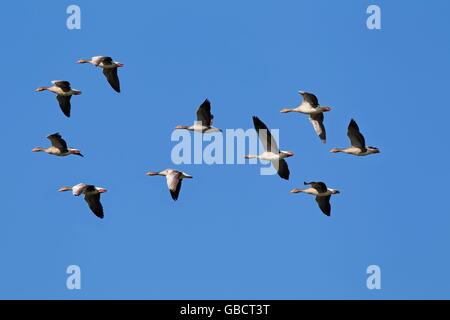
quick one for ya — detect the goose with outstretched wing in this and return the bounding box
[245,116,294,180]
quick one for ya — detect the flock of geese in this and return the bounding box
[33,56,380,219]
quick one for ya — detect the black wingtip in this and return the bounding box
[170,191,179,201]
[252,116,261,126]
[279,173,290,180]
[47,132,60,138]
[93,211,104,219]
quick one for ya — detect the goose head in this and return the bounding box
[95,187,107,194]
[70,149,84,157]
[318,106,332,112]
[280,151,294,158]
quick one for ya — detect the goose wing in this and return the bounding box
[102,67,121,93]
[56,95,71,118]
[273,159,290,180]
[52,81,71,92]
[196,99,213,127]
[93,56,113,66]
[166,171,183,201]
[83,185,104,219]
[47,133,68,153]
[301,91,319,108]
[252,116,279,153]
[316,195,332,216]
[347,119,366,150]
[309,113,326,143]
[305,181,328,194]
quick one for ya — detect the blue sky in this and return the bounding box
[0,0,449,299]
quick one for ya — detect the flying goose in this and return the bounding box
[77,56,124,93]
[291,181,340,216]
[175,99,222,133]
[280,91,332,143]
[146,169,193,201]
[58,184,107,219]
[330,119,380,156]
[35,81,82,118]
[245,116,294,180]
[32,133,83,157]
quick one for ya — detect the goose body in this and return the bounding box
[58,183,107,219]
[280,91,331,143]
[245,116,294,180]
[291,181,340,216]
[330,119,380,156]
[32,133,83,157]
[176,99,221,133]
[35,81,81,118]
[146,169,193,201]
[77,56,123,93]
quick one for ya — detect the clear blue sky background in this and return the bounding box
[0,0,449,299]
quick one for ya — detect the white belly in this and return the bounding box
[259,152,279,161]
[189,124,208,132]
[296,103,317,114]
[344,147,364,155]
